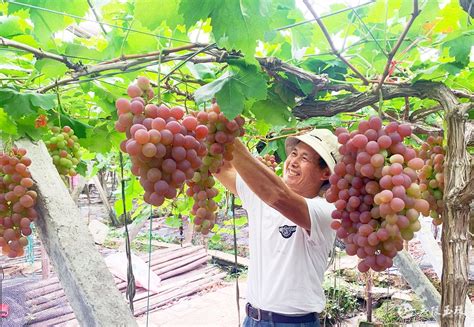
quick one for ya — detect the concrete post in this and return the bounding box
[393,250,441,324]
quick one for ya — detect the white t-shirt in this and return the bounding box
[236,174,336,314]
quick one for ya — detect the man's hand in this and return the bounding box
[230,139,312,231]
[214,158,237,195]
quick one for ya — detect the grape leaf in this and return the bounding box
[0,88,55,119]
[186,62,216,80]
[28,92,55,110]
[8,1,89,44]
[442,32,474,67]
[251,96,292,126]
[0,15,25,37]
[179,0,271,57]
[0,108,18,135]
[228,60,268,101]
[16,116,43,139]
[194,71,232,104]
[215,81,246,119]
[195,61,267,119]
[35,59,68,78]
[134,0,183,30]
[80,124,115,153]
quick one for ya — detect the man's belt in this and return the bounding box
[245,303,319,323]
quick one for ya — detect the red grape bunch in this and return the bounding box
[115,77,209,207]
[185,102,245,235]
[0,148,38,258]
[257,153,278,171]
[418,135,444,225]
[45,126,82,177]
[326,116,430,272]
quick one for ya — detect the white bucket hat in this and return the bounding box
[285,129,341,173]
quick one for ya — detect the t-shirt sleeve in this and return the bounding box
[303,197,336,246]
[235,173,252,208]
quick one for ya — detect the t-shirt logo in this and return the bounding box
[279,225,297,238]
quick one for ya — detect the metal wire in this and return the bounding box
[145,205,153,327]
[119,151,136,314]
[275,1,376,31]
[8,1,193,44]
[229,193,241,327]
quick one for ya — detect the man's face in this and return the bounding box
[283,142,329,197]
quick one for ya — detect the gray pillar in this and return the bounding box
[15,139,137,327]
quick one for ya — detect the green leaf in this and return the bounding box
[301,58,347,80]
[9,0,89,44]
[442,32,474,67]
[29,93,55,110]
[180,0,271,57]
[16,116,43,139]
[195,62,267,119]
[275,139,287,162]
[0,107,18,135]
[233,216,248,227]
[123,21,158,54]
[251,97,292,126]
[186,62,216,80]
[215,81,246,119]
[81,124,114,153]
[228,59,268,101]
[135,0,183,30]
[253,119,271,136]
[260,141,278,156]
[35,59,69,78]
[210,233,221,243]
[194,71,232,104]
[48,113,90,139]
[165,215,182,228]
[114,176,141,217]
[0,88,55,119]
[76,160,87,176]
[0,63,31,75]
[0,15,25,37]
[179,0,215,27]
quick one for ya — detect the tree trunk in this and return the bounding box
[428,85,472,327]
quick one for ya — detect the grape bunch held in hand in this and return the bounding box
[326,116,430,272]
[115,77,209,207]
[0,148,38,258]
[45,126,82,177]
[186,102,245,234]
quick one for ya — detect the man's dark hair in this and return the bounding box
[317,157,328,170]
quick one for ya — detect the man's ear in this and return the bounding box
[321,167,331,181]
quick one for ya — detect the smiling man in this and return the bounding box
[215,129,340,327]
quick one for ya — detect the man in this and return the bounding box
[215,129,340,326]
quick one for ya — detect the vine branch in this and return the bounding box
[0,36,78,69]
[86,0,107,35]
[293,83,425,118]
[302,0,370,85]
[409,105,443,122]
[458,166,474,205]
[375,0,420,92]
[452,89,474,101]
